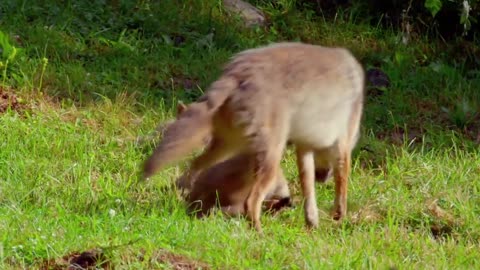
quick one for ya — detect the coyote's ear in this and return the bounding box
[177,102,187,115]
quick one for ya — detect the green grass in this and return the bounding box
[1,0,479,269]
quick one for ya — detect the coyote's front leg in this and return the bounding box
[296,145,319,228]
[245,133,287,234]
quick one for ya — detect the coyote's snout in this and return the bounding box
[143,42,365,233]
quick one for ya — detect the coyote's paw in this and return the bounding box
[304,199,319,228]
[332,207,346,221]
[245,198,264,235]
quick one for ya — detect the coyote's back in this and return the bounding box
[221,42,363,149]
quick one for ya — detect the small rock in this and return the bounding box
[223,0,266,28]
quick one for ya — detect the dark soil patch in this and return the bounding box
[430,223,454,240]
[463,120,480,144]
[0,86,22,114]
[38,249,111,270]
[366,67,390,97]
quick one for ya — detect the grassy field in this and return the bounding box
[1,0,479,269]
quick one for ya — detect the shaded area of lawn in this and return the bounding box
[1,1,478,152]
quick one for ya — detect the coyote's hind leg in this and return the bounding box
[332,141,351,221]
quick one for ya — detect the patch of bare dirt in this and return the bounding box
[0,86,22,113]
[38,249,111,270]
[366,67,390,97]
[35,248,210,270]
[350,203,385,224]
[147,249,211,270]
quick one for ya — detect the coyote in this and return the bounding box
[143,42,365,233]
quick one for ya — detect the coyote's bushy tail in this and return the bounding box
[142,75,238,179]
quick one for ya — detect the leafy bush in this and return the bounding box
[364,0,479,39]
[0,30,24,86]
[264,0,479,40]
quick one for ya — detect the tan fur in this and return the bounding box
[143,42,365,233]
[177,152,291,218]
[161,103,292,217]
[142,78,237,179]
